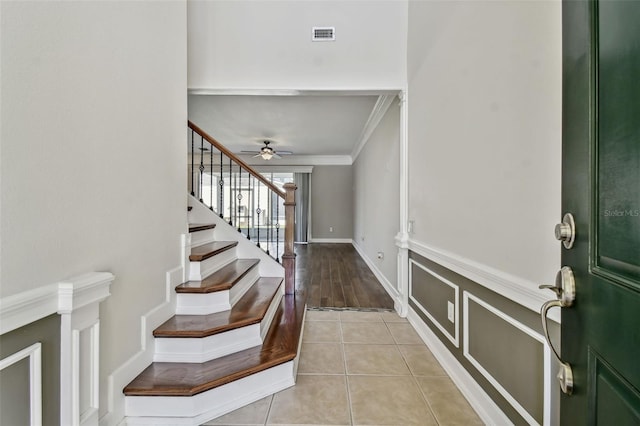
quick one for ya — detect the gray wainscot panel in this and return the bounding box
[0,314,61,426]
[409,251,559,426]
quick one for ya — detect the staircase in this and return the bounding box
[122,123,305,425]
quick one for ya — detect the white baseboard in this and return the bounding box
[308,238,353,244]
[351,241,401,309]
[407,307,512,426]
[100,266,183,426]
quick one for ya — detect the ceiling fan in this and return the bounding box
[241,141,292,160]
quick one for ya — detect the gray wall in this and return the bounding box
[409,252,560,425]
[311,165,354,240]
[353,100,400,288]
[0,315,61,426]
[1,1,187,417]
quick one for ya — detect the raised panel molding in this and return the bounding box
[408,239,560,322]
[0,342,42,426]
[463,292,552,426]
[409,259,459,347]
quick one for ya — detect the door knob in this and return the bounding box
[539,266,576,307]
[555,213,576,249]
[539,266,576,395]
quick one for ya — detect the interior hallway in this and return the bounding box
[203,245,482,425]
[295,243,395,310]
[204,310,482,425]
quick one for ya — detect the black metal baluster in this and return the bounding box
[228,157,233,226]
[190,130,195,196]
[209,146,213,210]
[233,165,238,228]
[276,197,280,263]
[199,136,204,202]
[245,174,250,240]
[237,167,243,232]
[256,180,261,248]
[266,183,271,256]
[218,153,224,218]
[247,176,252,240]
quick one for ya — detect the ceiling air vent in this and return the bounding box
[312,27,335,42]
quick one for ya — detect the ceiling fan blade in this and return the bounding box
[252,153,263,158]
[241,150,260,154]
[276,151,293,155]
[272,153,282,160]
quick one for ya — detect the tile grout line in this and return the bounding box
[385,321,440,425]
[263,394,275,426]
[340,314,355,426]
[385,316,442,426]
[413,373,442,426]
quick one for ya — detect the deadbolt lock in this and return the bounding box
[555,213,576,249]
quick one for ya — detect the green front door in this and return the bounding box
[562,0,640,424]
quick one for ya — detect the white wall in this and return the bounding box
[406,0,562,286]
[188,0,407,89]
[353,100,400,287]
[0,0,187,417]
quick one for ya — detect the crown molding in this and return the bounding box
[238,154,353,166]
[187,88,402,97]
[351,94,397,161]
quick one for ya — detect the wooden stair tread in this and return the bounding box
[155,277,283,338]
[188,223,216,233]
[124,292,306,397]
[189,241,238,262]
[176,259,260,293]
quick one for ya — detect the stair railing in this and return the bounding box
[188,121,297,294]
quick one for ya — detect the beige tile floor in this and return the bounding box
[204,310,483,426]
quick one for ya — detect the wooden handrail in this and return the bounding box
[188,120,286,199]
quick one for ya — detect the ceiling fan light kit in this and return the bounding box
[242,140,291,160]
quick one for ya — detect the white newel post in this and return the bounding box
[58,273,114,426]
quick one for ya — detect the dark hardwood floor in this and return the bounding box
[294,243,395,310]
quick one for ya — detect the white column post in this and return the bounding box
[58,273,113,426]
[395,89,410,317]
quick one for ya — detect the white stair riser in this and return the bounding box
[260,283,284,341]
[153,324,262,363]
[155,279,283,363]
[175,291,230,316]
[175,267,259,315]
[189,248,236,281]
[228,267,260,308]
[124,361,295,424]
[189,229,215,247]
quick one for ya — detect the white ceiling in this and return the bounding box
[187,94,381,158]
